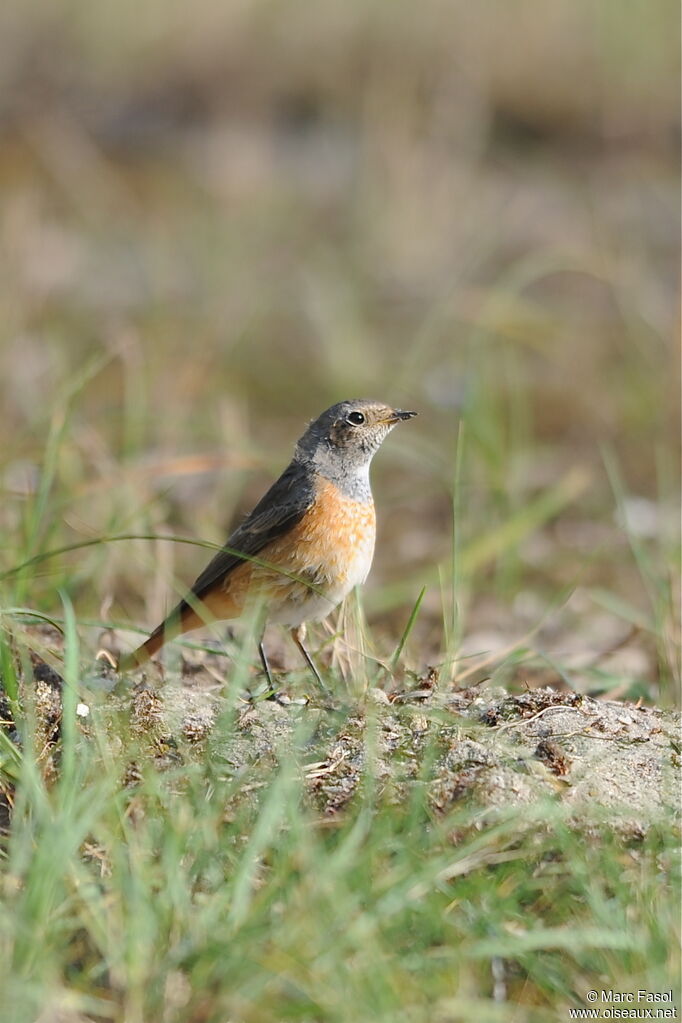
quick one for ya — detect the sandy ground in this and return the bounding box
[152,673,679,836]
[2,627,678,839]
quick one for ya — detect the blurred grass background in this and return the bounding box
[0,0,679,690]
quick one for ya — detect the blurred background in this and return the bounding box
[0,0,679,698]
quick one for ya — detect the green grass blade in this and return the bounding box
[391,585,426,668]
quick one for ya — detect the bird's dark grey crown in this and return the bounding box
[295,399,375,459]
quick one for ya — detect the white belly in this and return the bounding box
[270,528,376,627]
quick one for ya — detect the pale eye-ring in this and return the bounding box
[347,411,365,426]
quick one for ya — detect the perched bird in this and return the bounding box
[115,399,416,682]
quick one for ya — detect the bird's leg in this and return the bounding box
[258,635,308,706]
[291,625,330,695]
[258,639,275,692]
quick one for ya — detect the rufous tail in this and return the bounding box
[116,625,168,673]
[115,603,211,673]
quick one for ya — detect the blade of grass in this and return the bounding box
[391,585,427,668]
[56,590,79,801]
[0,624,19,705]
[226,751,298,933]
[449,419,466,653]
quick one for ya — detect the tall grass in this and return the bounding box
[1,674,679,1023]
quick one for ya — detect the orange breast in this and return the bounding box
[191,477,376,626]
[264,477,376,586]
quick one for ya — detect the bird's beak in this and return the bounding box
[382,409,418,425]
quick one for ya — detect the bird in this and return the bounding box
[114,399,416,684]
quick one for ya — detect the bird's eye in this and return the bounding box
[347,411,365,426]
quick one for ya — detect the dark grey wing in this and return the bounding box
[120,459,317,667]
[185,458,315,603]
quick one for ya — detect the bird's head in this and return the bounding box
[296,399,417,471]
